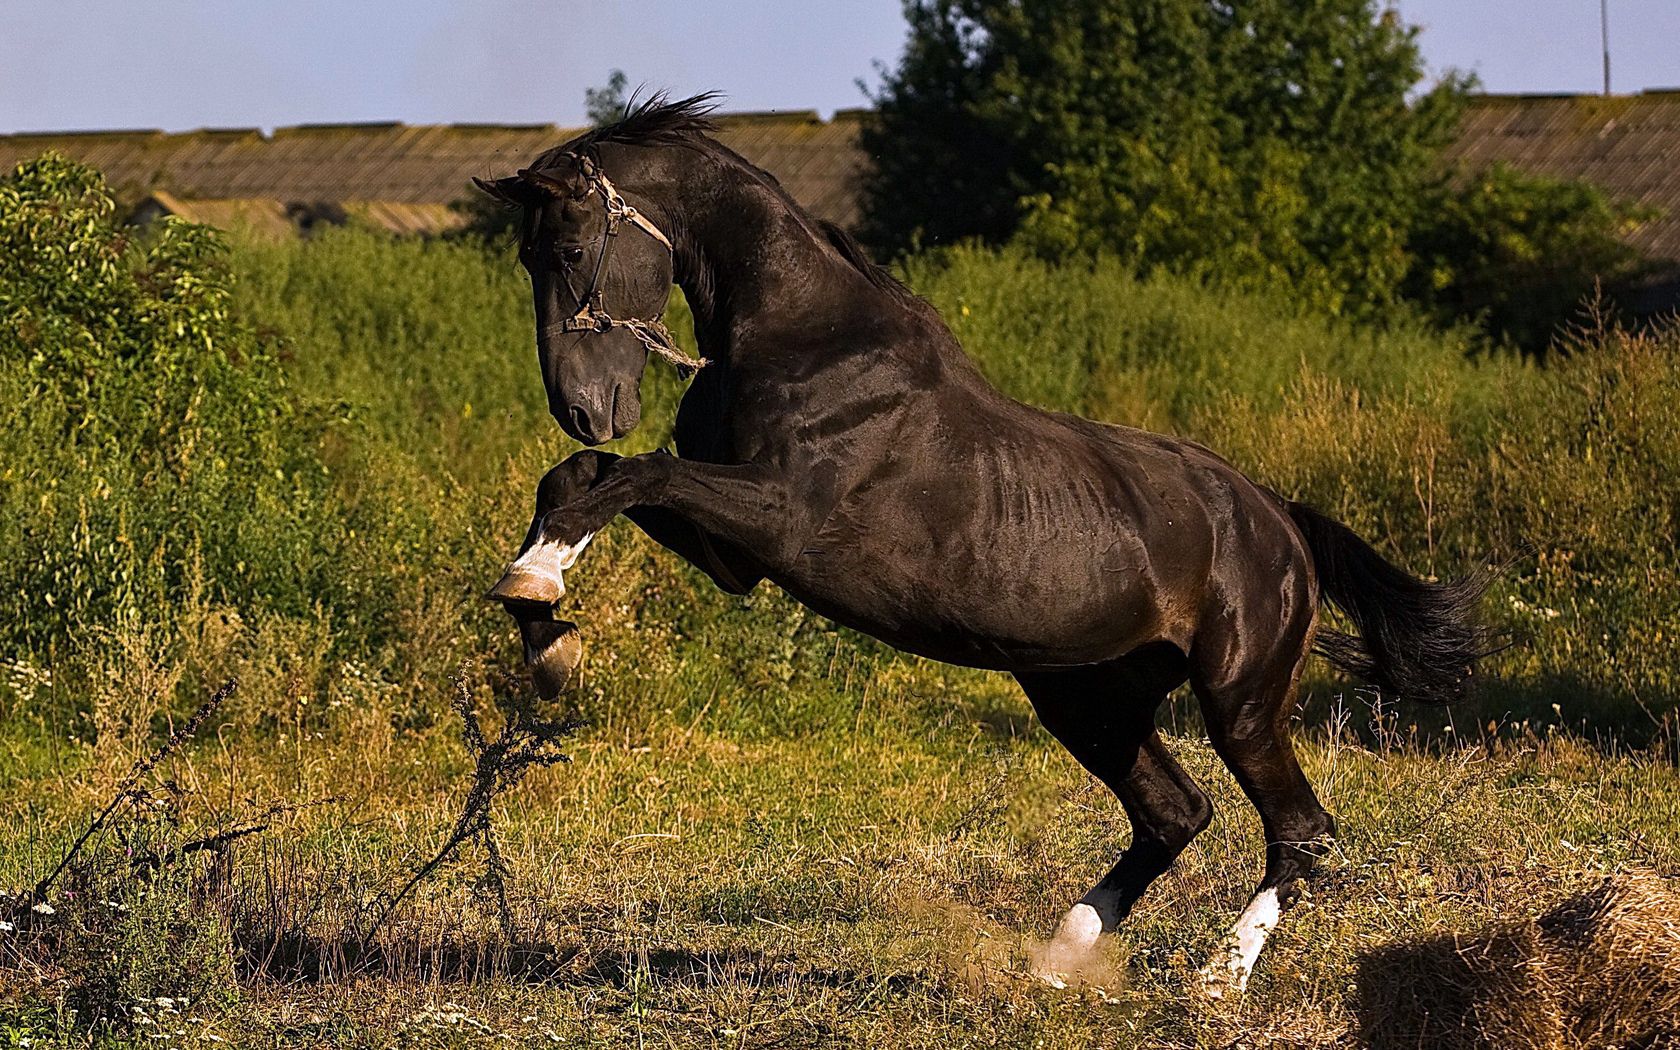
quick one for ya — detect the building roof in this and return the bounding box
[134,190,297,239]
[6,95,1677,260]
[0,110,870,235]
[1443,90,1680,262]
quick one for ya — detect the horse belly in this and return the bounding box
[774,496,1199,671]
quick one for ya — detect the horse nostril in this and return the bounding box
[569,404,593,438]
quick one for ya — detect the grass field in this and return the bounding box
[2,162,1678,1047]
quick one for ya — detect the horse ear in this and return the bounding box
[517,167,588,201]
[472,176,527,206]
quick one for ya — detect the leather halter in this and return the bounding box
[527,159,706,376]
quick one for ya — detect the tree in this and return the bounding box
[862,0,1469,315]
[1405,164,1654,354]
[585,70,631,127]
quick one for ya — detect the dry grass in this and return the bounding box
[1358,873,1680,1049]
[3,664,1677,1047]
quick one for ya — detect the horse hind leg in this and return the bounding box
[1015,650,1212,986]
[1190,638,1336,999]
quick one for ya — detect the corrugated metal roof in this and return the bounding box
[0,111,869,235]
[1445,91,1680,262]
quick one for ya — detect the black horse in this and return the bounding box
[476,95,1489,994]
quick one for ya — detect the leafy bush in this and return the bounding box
[0,156,339,661]
[863,0,1467,316]
[1404,164,1656,354]
[863,1,1651,351]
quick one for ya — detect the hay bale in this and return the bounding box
[1356,873,1680,1049]
[1535,873,1680,1049]
[1357,923,1565,1049]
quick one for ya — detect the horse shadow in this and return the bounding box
[235,926,901,995]
[1192,668,1677,760]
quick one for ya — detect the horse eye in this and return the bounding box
[557,245,585,265]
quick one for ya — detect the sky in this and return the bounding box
[2,1,1677,134]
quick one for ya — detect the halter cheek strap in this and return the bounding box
[555,167,705,377]
[596,172,671,251]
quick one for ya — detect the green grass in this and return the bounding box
[3,175,1679,1046]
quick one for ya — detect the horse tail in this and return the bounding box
[1286,502,1493,704]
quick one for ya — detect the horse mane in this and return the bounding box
[532,91,932,316]
[535,92,722,169]
[818,220,931,314]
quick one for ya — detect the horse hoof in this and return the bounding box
[487,568,563,607]
[1029,902,1103,990]
[1198,963,1243,1000]
[521,619,584,699]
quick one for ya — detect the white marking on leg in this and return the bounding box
[1199,887,1281,999]
[508,531,595,595]
[1030,902,1104,989]
[1055,902,1103,951]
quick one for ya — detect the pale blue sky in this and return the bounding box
[2,1,1676,134]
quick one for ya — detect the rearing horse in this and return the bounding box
[476,95,1489,994]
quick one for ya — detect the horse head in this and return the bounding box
[474,154,679,445]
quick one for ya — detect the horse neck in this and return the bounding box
[617,143,847,364]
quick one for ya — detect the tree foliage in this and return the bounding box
[862,0,1652,346]
[585,70,631,128]
[1406,164,1654,353]
[862,0,1467,314]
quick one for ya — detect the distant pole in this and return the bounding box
[1601,0,1611,96]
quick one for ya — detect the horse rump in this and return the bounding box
[1287,502,1496,704]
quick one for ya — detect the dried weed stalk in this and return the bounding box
[21,678,238,913]
[371,674,580,941]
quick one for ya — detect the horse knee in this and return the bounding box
[535,450,620,512]
[1184,787,1215,844]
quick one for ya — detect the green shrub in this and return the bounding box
[863,0,1465,317]
[1405,164,1656,355]
[5,165,1679,743]
[0,156,338,661]
[863,3,1647,350]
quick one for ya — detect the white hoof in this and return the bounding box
[1030,902,1103,989]
[1198,887,1281,999]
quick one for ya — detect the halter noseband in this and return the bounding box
[528,158,706,376]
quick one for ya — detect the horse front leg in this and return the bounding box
[490,449,745,699]
[485,450,622,698]
[489,449,621,608]
[488,451,814,607]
